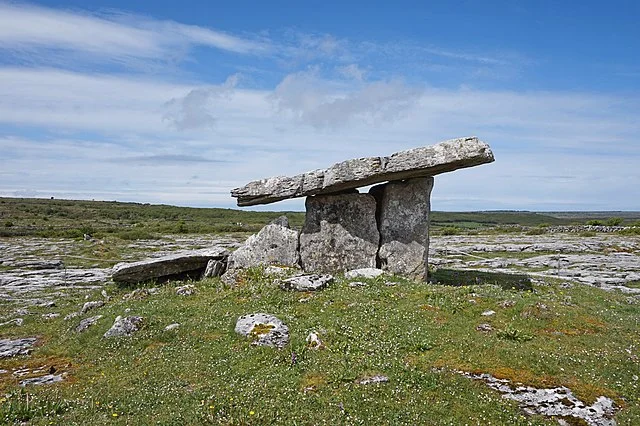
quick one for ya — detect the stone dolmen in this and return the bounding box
[231,137,494,281]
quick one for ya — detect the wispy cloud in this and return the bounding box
[0,2,270,68]
[109,154,229,164]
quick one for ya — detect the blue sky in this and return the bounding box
[1,0,639,211]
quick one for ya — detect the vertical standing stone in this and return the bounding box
[370,177,434,281]
[300,193,379,273]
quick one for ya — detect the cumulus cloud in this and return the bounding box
[163,74,240,131]
[271,70,422,128]
[337,64,367,81]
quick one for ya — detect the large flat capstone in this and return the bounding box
[231,136,493,206]
[112,247,229,284]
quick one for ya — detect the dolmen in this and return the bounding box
[229,137,494,281]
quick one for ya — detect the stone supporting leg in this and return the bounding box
[300,193,379,273]
[370,177,434,281]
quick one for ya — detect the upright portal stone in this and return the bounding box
[300,194,379,273]
[371,177,434,281]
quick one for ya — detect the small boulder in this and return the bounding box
[279,274,334,291]
[164,323,180,331]
[0,318,23,327]
[499,300,516,308]
[42,313,60,320]
[306,332,324,349]
[235,313,289,349]
[345,268,385,279]
[476,323,493,332]
[356,375,389,385]
[348,281,367,288]
[481,310,496,316]
[175,284,197,296]
[103,316,144,338]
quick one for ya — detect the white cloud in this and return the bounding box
[271,70,422,128]
[163,74,240,130]
[337,64,367,81]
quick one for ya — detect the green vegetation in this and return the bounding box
[2,197,639,238]
[0,197,305,239]
[1,269,638,424]
[430,211,570,230]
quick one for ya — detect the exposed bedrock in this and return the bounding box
[231,136,494,206]
[299,193,379,273]
[370,177,434,280]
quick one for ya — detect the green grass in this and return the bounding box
[3,197,639,239]
[0,197,306,239]
[1,270,638,425]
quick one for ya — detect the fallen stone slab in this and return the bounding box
[0,337,37,358]
[235,313,289,349]
[279,274,334,291]
[112,247,228,285]
[232,137,494,206]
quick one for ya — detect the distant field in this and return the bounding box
[1,197,638,238]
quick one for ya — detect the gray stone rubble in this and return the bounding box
[0,337,37,358]
[462,371,617,426]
